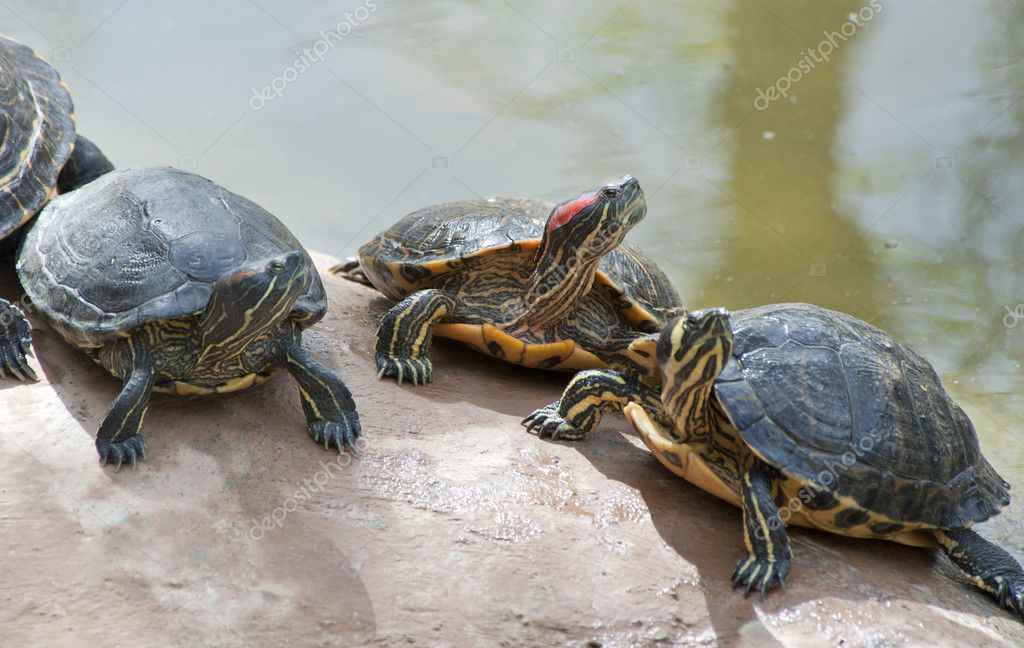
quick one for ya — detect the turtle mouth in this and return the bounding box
[613,176,646,229]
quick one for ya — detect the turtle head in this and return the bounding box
[199,251,311,350]
[658,308,733,434]
[519,176,645,328]
[539,175,645,262]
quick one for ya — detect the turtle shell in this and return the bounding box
[0,35,76,239]
[359,196,681,324]
[17,167,326,348]
[714,303,1010,529]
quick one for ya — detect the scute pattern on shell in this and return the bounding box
[17,167,326,347]
[715,303,1010,529]
[0,35,75,238]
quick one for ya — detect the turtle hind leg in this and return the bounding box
[281,344,361,453]
[934,528,1024,620]
[523,369,668,440]
[329,258,373,286]
[732,461,792,600]
[57,135,114,192]
[96,353,155,472]
[0,300,35,381]
[375,289,457,386]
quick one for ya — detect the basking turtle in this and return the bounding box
[0,34,113,379]
[17,167,361,469]
[537,303,1023,619]
[332,176,682,385]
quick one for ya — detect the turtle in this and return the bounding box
[332,176,683,386]
[16,166,362,470]
[0,34,113,379]
[533,303,1024,620]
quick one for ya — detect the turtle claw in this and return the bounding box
[994,577,1024,620]
[96,435,148,472]
[375,354,433,387]
[309,411,362,453]
[0,303,36,382]
[731,555,790,601]
[330,257,373,286]
[521,405,585,440]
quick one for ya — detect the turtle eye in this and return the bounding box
[268,260,287,275]
[601,187,621,200]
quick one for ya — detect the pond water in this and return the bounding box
[3,0,1022,556]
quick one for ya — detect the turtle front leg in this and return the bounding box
[376,289,457,386]
[282,344,362,453]
[0,300,35,381]
[523,369,669,440]
[96,351,155,471]
[934,528,1024,620]
[732,461,792,600]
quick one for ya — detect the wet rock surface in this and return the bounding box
[1,254,1022,647]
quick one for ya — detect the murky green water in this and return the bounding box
[4,1,1022,552]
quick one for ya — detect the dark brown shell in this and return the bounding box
[0,35,75,239]
[715,303,1010,529]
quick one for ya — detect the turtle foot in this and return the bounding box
[522,404,585,440]
[994,576,1024,621]
[309,411,362,453]
[731,554,790,601]
[330,257,372,286]
[375,354,432,386]
[0,302,36,381]
[96,435,148,472]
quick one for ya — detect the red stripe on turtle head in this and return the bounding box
[548,193,599,231]
[225,269,257,286]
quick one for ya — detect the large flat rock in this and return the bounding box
[1,254,1021,647]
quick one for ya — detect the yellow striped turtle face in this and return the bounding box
[197,251,311,355]
[658,309,734,430]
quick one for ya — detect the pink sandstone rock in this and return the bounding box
[0,253,1021,647]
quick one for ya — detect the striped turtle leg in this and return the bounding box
[56,135,114,192]
[282,344,361,453]
[732,461,792,600]
[0,299,35,381]
[934,528,1024,620]
[523,369,668,440]
[376,289,457,386]
[96,345,154,471]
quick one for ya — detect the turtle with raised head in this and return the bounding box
[532,303,1023,619]
[332,176,683,385]
[17,167,361,469]
[0,35,113,379]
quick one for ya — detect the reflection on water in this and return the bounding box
[2,0,1021,553]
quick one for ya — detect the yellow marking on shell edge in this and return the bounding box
[153,370,275,395]
[433,322,609,372]
[366,239,544,296]
[624,403,741,508]
[593,270,661,330]
[623,403,937,549]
